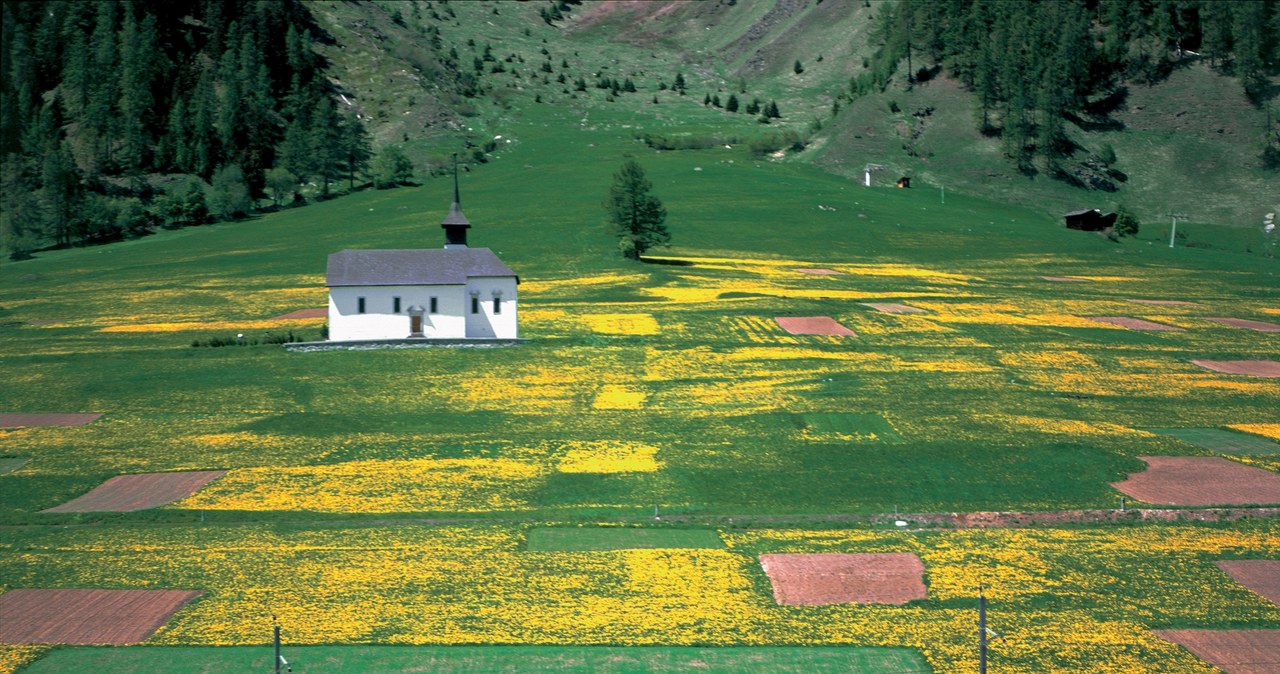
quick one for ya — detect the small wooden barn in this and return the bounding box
[1064,209,1117,231]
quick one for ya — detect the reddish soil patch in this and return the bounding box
[1128,299,1199,306]
[1204,317,1280,333]
[794,268,840,275]
[758,553,926,606]
[1153,629,1280,674]
[272,308,327,320]
[775,316,857,337]
[1040,276,1088,282]
[43,471,227,512]
[1217,560,1280,606]
[1086,316,1183,331]
[0,413,101,428]
[1192,360,1280,378]
[863,303,927,314]
[0,589,202,645]
[1112,457,1280,506]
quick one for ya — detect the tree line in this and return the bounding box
[853,0,1280,171]
[0,0,381,259]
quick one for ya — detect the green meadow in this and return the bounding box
[19,644,929,674]
[3,4,1280,670]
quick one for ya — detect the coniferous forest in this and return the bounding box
[859,0,1280,173]
[1,0,372,258]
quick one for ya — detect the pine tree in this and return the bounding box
[726,94,739,112]
[308,98,342,197]
[39,138,82,247]
[338,109,372,190]
[604,159,669,260]
[117,9,160,180]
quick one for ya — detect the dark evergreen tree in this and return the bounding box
[338,109,373,190]
[604,159,669,260]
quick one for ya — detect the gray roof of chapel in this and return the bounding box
[326,248,517,287]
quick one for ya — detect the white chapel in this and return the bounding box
[325,175,519,342]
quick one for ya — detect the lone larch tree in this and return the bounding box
[604,159,669,260]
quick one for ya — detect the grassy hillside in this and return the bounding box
[306,1,1276,238]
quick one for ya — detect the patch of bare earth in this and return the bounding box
[43,471,227,512]
[1128,299,1199,306]
[1112,457,1280,505]
[1153,630,1280,674]
[863,303,927,314]
[272,308,327,320]
[1086,316,1182,331]
[1192,360,1280,378]
[1217,560,1280,606]
[758,553,926,606]
[0,589,202,645]
[1204,317,1280,333]
[0,413,101,428]
[775,316,857,336]
[794,268,840,275]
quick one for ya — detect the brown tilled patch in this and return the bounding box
[775,316,857,337]
[1086,316,1183,331]
[1217,560,1280,606]
[271,308,327,320]
[0,589,202,645]
[43,471,227,512]
[1128,299,1199,306]
[0,413,102,428]
[758,553,926,606]
[1204,317,1280,333]
[1153,629,1280,674]
[863,303,927,314]
[1040,276,1088,282]
[1112,457,1280,505]
[1192,360,1280,378]
[794,268,840,275]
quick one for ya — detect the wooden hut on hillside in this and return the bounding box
[1064,209,1117,231]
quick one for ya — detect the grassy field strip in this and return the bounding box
[525,527,725,552]
[13,645,929,674]
[1149,428,1280,455]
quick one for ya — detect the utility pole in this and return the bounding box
[978,586,1002,673]
[1168,212,1188,248]
[273,617,281,674]
[272,616,291,673]
[978,587,988,674]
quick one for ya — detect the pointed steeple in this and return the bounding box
[442,154,470,248]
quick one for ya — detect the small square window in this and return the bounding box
[429,297,438,314]
[357,297,366,314]
[393,296,401,313]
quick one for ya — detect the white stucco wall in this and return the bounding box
[463,276,519,339]
[328,279,517,341]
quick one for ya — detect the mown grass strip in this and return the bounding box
[1149,428,1280,455]
[525,526,725,551]
[21,645,929,673]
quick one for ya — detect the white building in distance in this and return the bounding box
[325,178,519,342]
